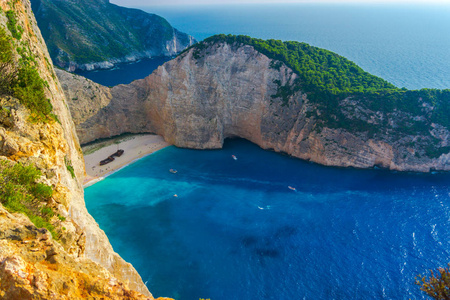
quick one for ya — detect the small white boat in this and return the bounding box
[288,186,296,191]
[232,155,237,160]
[169,169,178,174]
[173,194,178,197]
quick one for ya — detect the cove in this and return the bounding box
[74,56,171,86]
[85,139,450,299]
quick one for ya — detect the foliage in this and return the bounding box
[416,264,450,299]
[6,10,23,40]
[0,160,58,239]
[0,24,55,123]
[195,34,396,96]
[0,27,16,95]
[65,157,76,179]
[30,0,189,65]
[13,65,54,122]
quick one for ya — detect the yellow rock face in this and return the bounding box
[0,0,159,298]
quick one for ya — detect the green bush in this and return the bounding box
[0,26,55,123]
[0,27,16,96]
[65,157,76,179]
[13,65,54,122]
[0,160,58,239]
[6,10,23,40]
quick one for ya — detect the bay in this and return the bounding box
[85,139,450,299]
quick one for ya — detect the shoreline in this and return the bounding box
[82,134,170,187]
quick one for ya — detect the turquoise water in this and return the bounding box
[85,139,450,299]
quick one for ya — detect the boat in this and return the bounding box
[99,156,115,166]
[169,169,178,174]
[173,194,178,197]
[99,149,124,165]
[232,155,237,160]
[112,149,124,157]
[288,186,296,191]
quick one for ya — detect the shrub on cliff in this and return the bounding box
[416,264,450,299]
[0,160,58,239]
[0,21,55,122]
[0,27,17,96]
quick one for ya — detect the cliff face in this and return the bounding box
[30,0,196,71]
[61,42,450,172]
[0,0,158,298]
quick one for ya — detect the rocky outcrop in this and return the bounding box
[0,0,161,298]
[30,0,196,71]
[0,205,155,300]
[61,42,450,172]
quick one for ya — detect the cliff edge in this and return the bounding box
[0,0,164,298]
[61,36,450,172]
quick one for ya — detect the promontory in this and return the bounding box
[60,35,450,172]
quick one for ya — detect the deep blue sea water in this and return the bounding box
[87,3,450,89]
[74,56,171,86]
[85,139,450,300]
[143,4,450,90]
[83,4,450,89]
[83,4,450,299]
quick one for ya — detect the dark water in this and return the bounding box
[85,139,450,299]
[74,56,171,86]
[142,3,450,90]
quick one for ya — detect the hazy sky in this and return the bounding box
[111,0,450,6]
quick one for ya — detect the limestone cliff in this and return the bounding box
[0,0,162,298]
[30,0,196,71]
[61,40,450,172]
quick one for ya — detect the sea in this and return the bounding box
[84,4,450,299]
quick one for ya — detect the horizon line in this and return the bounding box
[111,0,450,6]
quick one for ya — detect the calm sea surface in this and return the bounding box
[85,4,450,89]
[85,140,450,300]
[74,56,171,86]
[84,4,450,299]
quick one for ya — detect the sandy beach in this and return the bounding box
[82,134,170,187]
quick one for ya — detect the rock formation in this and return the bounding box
[30,0,196,71]
[0,0,168,298]
[60,40,450,172]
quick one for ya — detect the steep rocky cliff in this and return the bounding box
[30,0,196,71]
[61,37,450,172]
[0,1,163,298]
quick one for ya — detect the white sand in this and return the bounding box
[82,134,170,187]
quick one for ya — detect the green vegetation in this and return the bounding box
[65,157,75,179]
[0,26,55,122]
[30,0,193,66]
[191,34,396,95]
[0,27,16,95]
[416,264,450,299]
[6,10,23,40]
[0,160,58,239]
